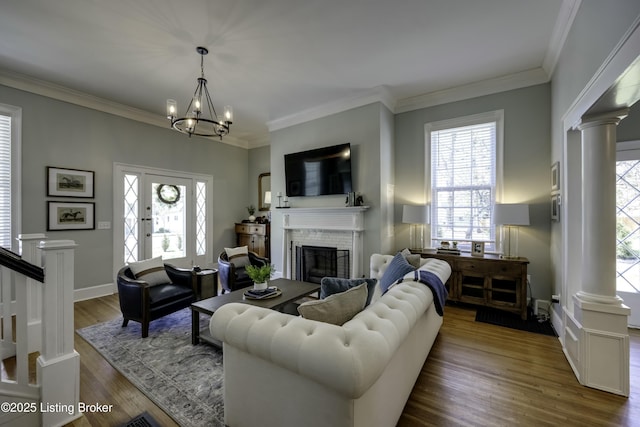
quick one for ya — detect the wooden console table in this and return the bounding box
[414,251,529,319]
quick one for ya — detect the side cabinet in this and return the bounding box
[417,252,529,319]
[235,223,270,259]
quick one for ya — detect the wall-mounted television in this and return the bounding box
[284,143,353,197]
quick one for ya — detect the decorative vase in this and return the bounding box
[248,215,256,222]
[254,281,268,290]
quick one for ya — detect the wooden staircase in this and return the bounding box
[0,235,80,427]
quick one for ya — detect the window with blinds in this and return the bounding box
[429,117,498,251]
[0,114,11,249]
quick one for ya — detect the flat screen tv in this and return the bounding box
[284,143,353,197]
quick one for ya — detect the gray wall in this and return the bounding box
[269,103,387,276]
[550,1,640,308]
[1,84,249,290]
[395,84,552,299]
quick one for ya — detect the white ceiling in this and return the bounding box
[0,0,576,147]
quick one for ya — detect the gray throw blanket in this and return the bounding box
[414,270,448,316]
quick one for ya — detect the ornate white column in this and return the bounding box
[577,109,628,303]
[569,108,631,397]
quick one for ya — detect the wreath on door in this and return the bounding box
[156,184,181,205]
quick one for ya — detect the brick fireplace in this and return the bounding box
[281,206,369,279]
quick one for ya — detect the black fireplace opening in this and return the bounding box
[295,245,350,284]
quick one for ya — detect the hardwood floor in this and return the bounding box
[61,295,639,426]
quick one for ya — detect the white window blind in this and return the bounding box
[0,114,10,249]
[430,120,497,250]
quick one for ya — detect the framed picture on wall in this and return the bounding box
[551,162,560,193]
[471,241,485,257]
[47,201,95,231]
[47,166,95,198]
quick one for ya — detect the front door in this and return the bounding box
[115,164,213,273]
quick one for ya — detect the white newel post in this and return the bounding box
[571,109,631,397]
[17,234,46,354]
[37,240,81,426]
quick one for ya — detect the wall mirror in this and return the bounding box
[258,172,271,211]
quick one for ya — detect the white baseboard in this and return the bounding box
[74,283,116,302]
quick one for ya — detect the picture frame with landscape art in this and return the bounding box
[47,201,95,231]
[47,166,95,198]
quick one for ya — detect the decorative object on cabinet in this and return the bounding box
[235,222,270,259]
[402,204,428,251]
[471,241,485,257]
[47,201,95,231]
[247,205,256,222]
[258,172,271,211]
[493,203,530,259]
[47,166,94,198]
[414,251,529,320]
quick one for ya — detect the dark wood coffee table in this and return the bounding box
[191,278,320,345]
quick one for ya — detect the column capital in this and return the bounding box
[578,108,629,130]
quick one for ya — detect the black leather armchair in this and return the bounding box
[217,251,269,293]
[117,263,196,338]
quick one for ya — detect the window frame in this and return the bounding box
[0,103,22,252]
[424,110,504,253]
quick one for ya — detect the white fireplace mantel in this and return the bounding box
[281,206,369,278]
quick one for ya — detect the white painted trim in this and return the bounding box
[542,0,582,76]
[396,68,548,114]
[267,86,395,132]
[563,14,640,129]
[74,283,116,302]
[0,69,249,149]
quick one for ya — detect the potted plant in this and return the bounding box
[245,263,275,290]
[247,205,256,222]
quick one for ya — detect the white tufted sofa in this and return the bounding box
[209,254,451,427]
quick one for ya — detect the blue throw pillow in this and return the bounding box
[320,277,378,306]
[379,252,416,294]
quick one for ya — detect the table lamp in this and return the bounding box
[493,203,529,259]
[403,204,428,251]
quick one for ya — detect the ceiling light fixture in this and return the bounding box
[166,46,233,139]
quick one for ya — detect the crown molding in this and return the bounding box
[267,85,395,132]
[394,68,550,114]
[543,0,582,77]
[0,69,249,149]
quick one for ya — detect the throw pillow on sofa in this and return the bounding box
[297,282,368,326]
[401,248,422,268]
[224,246,250,267]
[379,252,416,293]
[128,256,171,286]
[320,277,377,306]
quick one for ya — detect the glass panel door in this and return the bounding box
[143,175,190,263]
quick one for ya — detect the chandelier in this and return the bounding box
[166,46,233,139]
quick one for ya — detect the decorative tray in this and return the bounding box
[243,287,281,300]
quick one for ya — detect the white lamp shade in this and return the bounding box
[264,191,271,204]
[402,204,427,224]
[493,204,530,226]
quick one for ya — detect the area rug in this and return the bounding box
[475,307,557,336]
[76,308,224,427]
